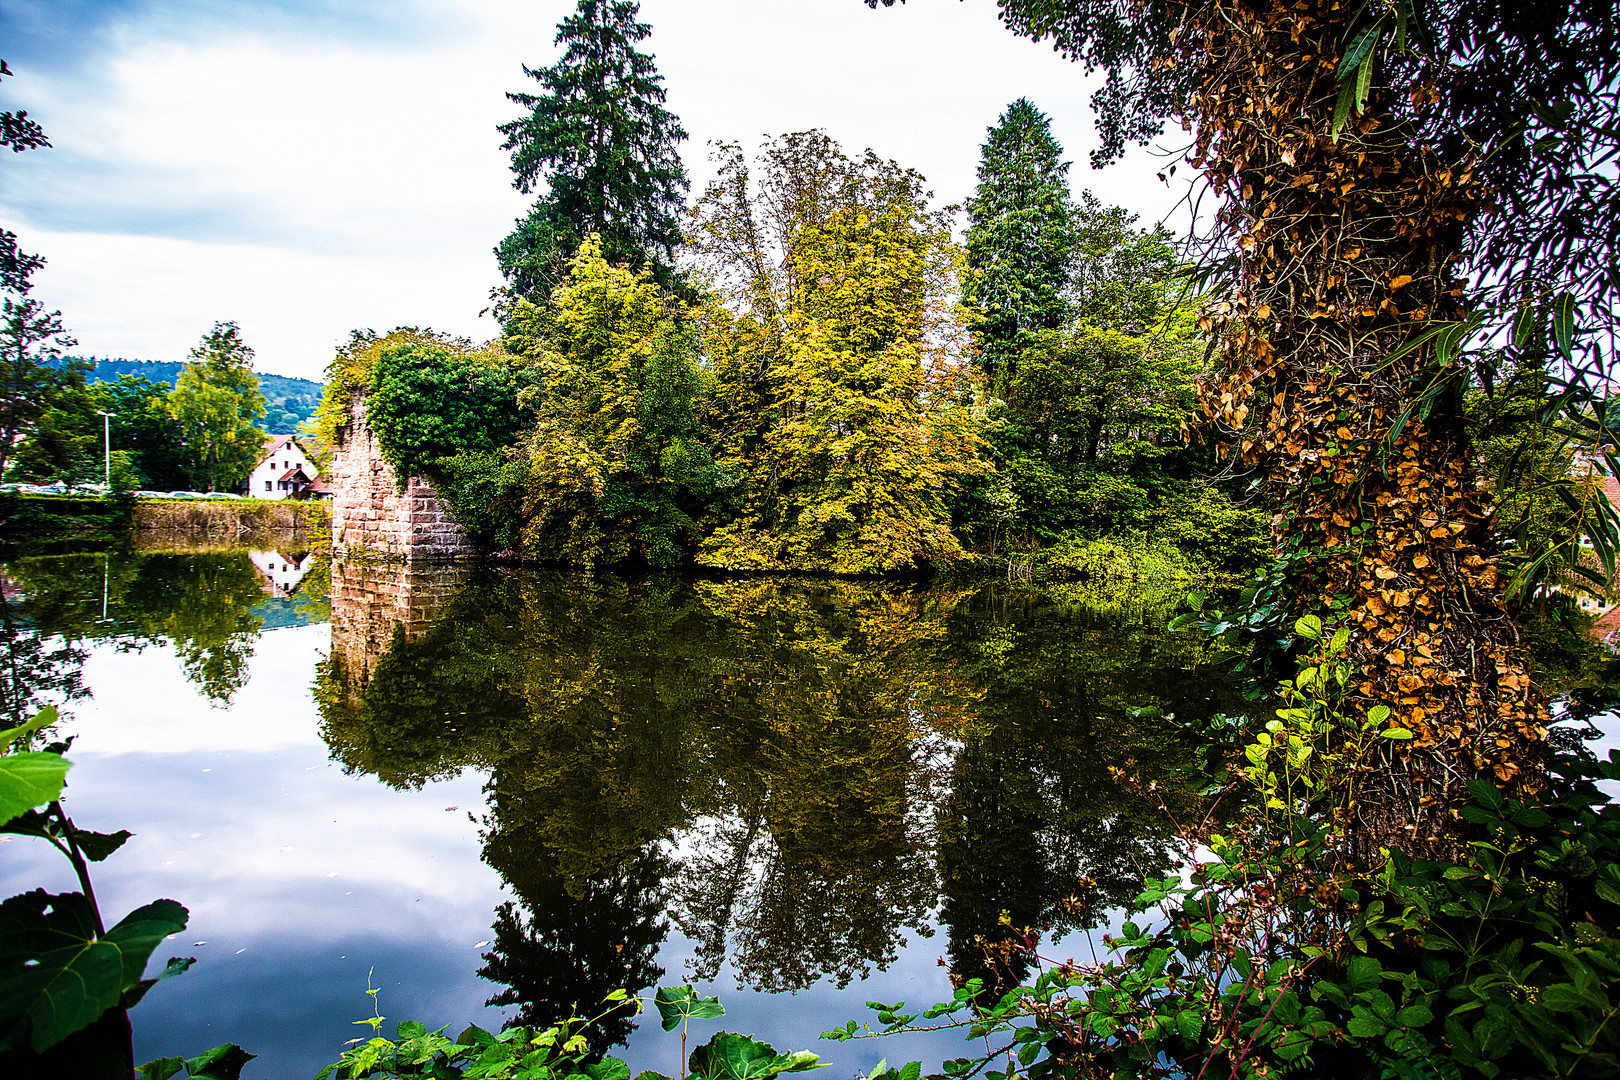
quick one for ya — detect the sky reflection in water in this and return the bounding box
[0,549,1236,1079]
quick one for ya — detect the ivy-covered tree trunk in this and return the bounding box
[1187,0,1544,853]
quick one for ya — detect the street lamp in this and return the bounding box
[95,411,114,490]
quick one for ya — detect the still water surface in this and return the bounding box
[0,546,1237,1078]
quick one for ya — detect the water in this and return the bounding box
[0,545,1241,1078]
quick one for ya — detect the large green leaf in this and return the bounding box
[655,985,725,1032]
[688,1032,824,1080]
[0,752,71,825]
[0,890,187,1052]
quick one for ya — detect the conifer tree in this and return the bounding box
[963,99,1075,395]
[497,0,688,300]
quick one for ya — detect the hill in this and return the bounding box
[81,358,325,432]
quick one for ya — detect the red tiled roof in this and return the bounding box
[279,466,312,483]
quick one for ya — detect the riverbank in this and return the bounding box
[0,492,331,553]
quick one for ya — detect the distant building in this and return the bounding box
[249,435,326,500]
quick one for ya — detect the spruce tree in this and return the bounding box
[497,0,688,300]
[962,99,1074,394]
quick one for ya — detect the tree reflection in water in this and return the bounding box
[317,565,1241,1047]
[0,547,328,718]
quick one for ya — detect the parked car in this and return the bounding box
[133,490,168,498]
[165,490,201,499]
[207,492,244,500]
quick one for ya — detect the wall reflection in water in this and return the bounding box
[316,565,1239,1051]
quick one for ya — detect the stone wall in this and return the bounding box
[327,558,470,690]
[329,392,475,560]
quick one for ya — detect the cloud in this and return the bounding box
[1,0,1197,381]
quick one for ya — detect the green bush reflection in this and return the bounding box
[316,565,1242,1042]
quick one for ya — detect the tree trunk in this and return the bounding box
[1189,0,1547,855]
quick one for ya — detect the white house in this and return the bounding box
[248,549,317,594]
[249,435,323,500]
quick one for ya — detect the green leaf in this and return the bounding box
[104,900,189,996]
[1395,1004,1433,1027]
[583,1058,632,1080]
[1465,778,1505,811]
[0,889,189,1053]
[0,889,123,1052]
[689,1032,824,1080]
[1346,1014,1387,1038]
[122,955,195,1010]
[1294,614,1323,641]
[1595,866,1620,906]
[184,1042,257,1080]
[138,1057,187,1080]
[654,985,724,1033]
[74,829,133,863]
[1380,728,1414,740]
[1541,984,1587,1013]
[0,707,58,747]
[1553,292,1575,361]
[0,751,72,824]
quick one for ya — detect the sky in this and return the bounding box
[0,0,1190,383]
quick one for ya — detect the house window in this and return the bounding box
[264,481,271,491]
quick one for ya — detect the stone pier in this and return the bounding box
[328,392,475,560]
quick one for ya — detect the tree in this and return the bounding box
[0,269,77,481]
[5,358,97,485]
[688,132,987,573]
[93,374,188,490]
[503,237,715,567]
[0,59,79,482]
[168,322,266,492]
[963,99,1076,394]
[496,0,688,299]
[867,0,1620,851]
[967,188,1209,551]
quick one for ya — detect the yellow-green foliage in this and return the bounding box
[689,132,988,574]
[311,327,476,449]
[503,238,710,567]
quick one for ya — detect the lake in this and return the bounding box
[0,544,1243,1078]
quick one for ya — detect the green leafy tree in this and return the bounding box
[167,322,266,492]
[504,237,715,567]
[497,0,688,299]
[0,59,76,482]
[0,260,77,482]
[92,374,187,490]
[963,99,1075,393]
[689,132,986,573]
[5,359,98,485]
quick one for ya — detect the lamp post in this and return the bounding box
[95,411,114,490]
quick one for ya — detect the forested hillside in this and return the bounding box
[83,358,323,431]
